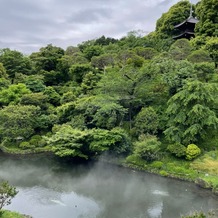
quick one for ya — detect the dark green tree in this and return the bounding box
[69,64,94,83]
[155,1,193,38]
[133,107,159,136]
[89,127,131,155]
[83,45,103,61]
[43,86,60,106]
[195,0,218,37]
[169,39,192,61]
[193,62,215,82]
[91,54,114,70]
[94,35,118,46]
[75,95,127,129]
[0,49,32,81]
[187,49,213,63]
[134,47,158,60]
[30,44,64,72]
[97,66,140,129]
[164,81,218,144]
[0,105,40,141]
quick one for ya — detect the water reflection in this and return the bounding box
[0,155,217,218]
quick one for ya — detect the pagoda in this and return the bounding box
[173,4,199,40]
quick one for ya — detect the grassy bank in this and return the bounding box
[0,143,52,155]
[124,151,218,194]
[0,210,31,218]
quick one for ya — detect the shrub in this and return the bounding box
[29,135,42,147]
[159,170,168,177]
[186,144,201,160]
[19,141,32,149]
[167,143,186,158]
[133,135,161,162]
[150,161,163,169]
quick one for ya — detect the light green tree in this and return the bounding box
[0,181,18,210]
[0,63,8,79]
[45,125,89,159]
[0,83,31,106]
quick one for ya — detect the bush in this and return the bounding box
[133,135,161,162]
[19,141,32,150]
[167,143,186,158]
[159,170,168,177]
[150,161,163,169]
[29,135,42,147]
[186,144,201,160]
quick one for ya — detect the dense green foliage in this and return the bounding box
[0,181,18,210]
[0,210,27,218]
[0,0,217,174]
[195,0,218,37]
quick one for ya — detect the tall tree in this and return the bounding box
[0,49,32,82]
[164,81,218,144]
[30,44,64,72]
[195,0,218,37]
[97,66,140,129]
[74,95,127,130]
[155,1,193,39]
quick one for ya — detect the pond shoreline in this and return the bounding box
[93,154,218,196]
[0,147,217,196]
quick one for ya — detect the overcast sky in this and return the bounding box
[0,0,199,54]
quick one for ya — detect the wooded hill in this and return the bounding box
[0,0,217,168]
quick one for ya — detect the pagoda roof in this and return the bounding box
[173,30,195,40]
[174,16,199,29]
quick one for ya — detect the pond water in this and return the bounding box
[0,154,217,218]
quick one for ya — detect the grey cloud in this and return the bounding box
[0,0,199,54]
[68,8,111,24]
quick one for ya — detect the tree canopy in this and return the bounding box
[0,0,217,163]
